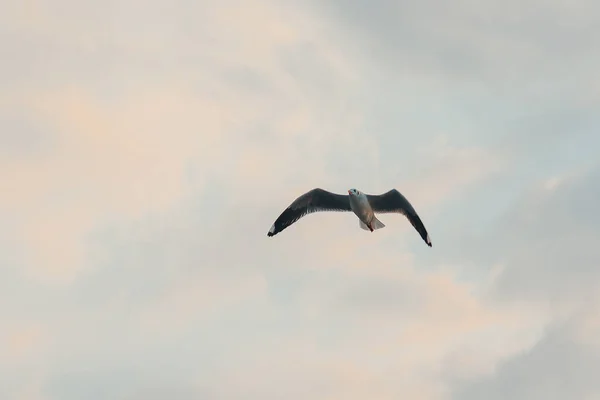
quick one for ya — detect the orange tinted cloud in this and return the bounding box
[2,85,227,282]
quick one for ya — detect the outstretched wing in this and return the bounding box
[267,188,351,237]
[367,189,432,247]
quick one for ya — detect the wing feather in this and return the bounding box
[267,188,351,237]
[367,189,432,247]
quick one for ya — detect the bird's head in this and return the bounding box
[348,188,361,196]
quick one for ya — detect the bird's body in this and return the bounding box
[267,187,432,247]
[348,189,384,232]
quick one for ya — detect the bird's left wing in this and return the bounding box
[267,188,352,237]
[367,189,432,247]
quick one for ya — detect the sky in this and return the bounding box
[1,0,600,398]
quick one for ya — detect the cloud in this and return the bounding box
[400,137,506,212]
[453,314,600,400]
[440,164,600,398]
[1,0,370,284]
[314,0,600,90]
[456,164,600,306]
[3,0,600,398]
[193,263,541,400]
[1,85,226,283]
[1,173,541,400]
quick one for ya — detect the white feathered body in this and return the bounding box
[349,192,385,231]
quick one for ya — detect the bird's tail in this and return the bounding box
[371,216,386,230]
[359,217,385,231]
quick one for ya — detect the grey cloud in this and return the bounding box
[329,272,423,314]
[15,186,432,398]
[312,0,599,86]
[432,165,600,399]
[1,0,233,94]
[276,41,358,101]
[307,0,600,183]
[44,364,212,400]
[488,171,600,303]
[0,108,54,158]
[442,164,600,304]
[453,317,600,400]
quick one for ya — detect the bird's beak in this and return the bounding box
[347,190,351,195]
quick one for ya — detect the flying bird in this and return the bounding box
[267,188,432,247]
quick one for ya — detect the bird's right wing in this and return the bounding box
[367,189,432,247]
[267,188,351,237]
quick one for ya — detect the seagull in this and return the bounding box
[267,188,432,247]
